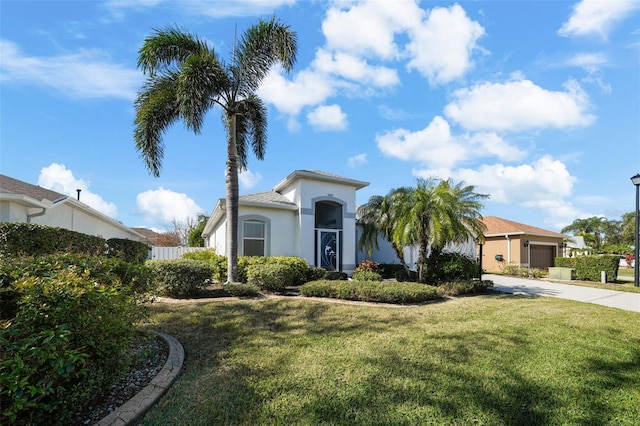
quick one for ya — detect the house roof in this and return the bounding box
[0,174,143,240]
[239,191,299,209]
[274,169,369,192]
[481,216,567,238]
[0,174,66,204]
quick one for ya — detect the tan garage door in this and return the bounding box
[530,245,555,269]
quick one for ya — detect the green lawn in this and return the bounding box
[618,267,634,278]
[141,296,640,425]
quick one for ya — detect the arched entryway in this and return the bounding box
[315,200,343,271]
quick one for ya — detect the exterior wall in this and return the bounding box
[482,234,563,272]
[0,201,30,222]
[207,221,226,254]
[238,208,298,257]
[1,200,139,241]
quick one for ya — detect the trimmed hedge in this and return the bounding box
[351,270,383,281]
[0,254,152,424]
[323,271,348,280]
[246,264,292,292]
[0,222,149,263]
[146,259,212,297]
[439,280,494,296]
[181,249,227,283]
[223,283,261,297]
[299,280,442,304]
[555,255,619,282]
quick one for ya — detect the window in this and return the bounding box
[243,220,265,256]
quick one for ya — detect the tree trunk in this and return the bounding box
[226,113,239,283]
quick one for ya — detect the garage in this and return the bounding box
[530,245,555,269]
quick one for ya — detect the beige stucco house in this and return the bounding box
[202,170,368,274]
[480,216,567,272]
[0,174,143,241]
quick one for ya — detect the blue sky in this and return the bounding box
[1,0,639,233]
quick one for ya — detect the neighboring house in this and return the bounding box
[564,235,592,256]
[480,216,568,271]
[0,174,143,241]
[202,170,369,274]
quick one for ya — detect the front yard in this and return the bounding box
[140,295,640,425]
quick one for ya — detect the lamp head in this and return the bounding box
[631,173,640,186]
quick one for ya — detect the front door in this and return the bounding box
[317,229,339,271]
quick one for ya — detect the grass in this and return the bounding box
[618,267,634,278]
[140,295,640,425]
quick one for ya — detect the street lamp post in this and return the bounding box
[632,174,640,287]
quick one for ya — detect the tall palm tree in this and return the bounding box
[389,178,487,282]
[133,18,297,282]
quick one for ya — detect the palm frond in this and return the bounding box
[133,73,181,177]
[137,26,210,76]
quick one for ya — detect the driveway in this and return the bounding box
[484,274,640,313]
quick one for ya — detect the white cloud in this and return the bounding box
[321,0,422,60]
[558,0,640,39]
[136,187,203,226]
[307,104,348,131]
[406,4,485,85]
[444,77,595,132]
[0,40,141,99]
[563,52,609,73]
[441,156,584,229]
[239,169,262,189]
[376,116,526,169]
[38,163,118,218]
[313,49,399,87]
[259,67,335,115]
[347,153,368,168]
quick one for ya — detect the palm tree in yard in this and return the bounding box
[133,18,297,282]
[388,178,488,283]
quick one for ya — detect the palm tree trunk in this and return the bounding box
[226,113,239,283]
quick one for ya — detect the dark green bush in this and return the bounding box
[106,238,149,264]
[439,280,494,296]
[574,255,619,282]
[246,264,292,292]
[395,269,417,282]
[379,263,407,279]
[306,267,326,282]
[351,270,383,281]
[300,280,441,304]
[223,283,261,297]
[0,257,150,424]
[423,252,480,284]
[323,271,348,280]
[146,259,212,297]
[0,222,106,258]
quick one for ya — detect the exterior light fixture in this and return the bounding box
[524,240,529,247]
[631,174,640,287]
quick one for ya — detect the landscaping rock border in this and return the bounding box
[94,332,184,426]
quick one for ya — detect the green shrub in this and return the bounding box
[323,271,348,280]
[379,263,407,279]
[1,259,150,424]
[0,324,89,424]
[423,252,480,284]
[106,238,149,264]
[223,283,261,297]
[554,257,576,268]
[439,280,494,296]
[574,255,619,282]
[239,256,309,285]
[0,254,153,321]
[146,259,212,297]
[300,280,442,304]
[351,270,383,281]
[0,222,106,258]
[501,264,546,279]
[182,249,227,283]
[246,264,292,292]
[395,269,417,282]
[306,267,327,282]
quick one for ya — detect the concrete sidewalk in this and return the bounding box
[484,274,640,313]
